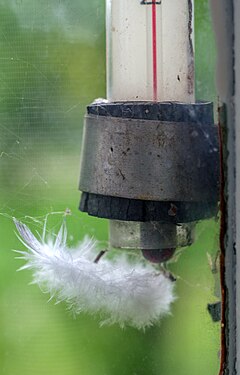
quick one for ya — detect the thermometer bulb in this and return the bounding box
[142,248,176,263]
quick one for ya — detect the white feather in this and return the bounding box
[14,219,175,329]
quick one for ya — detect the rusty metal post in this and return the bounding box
[210,1,235,373]
[234,0,240,373]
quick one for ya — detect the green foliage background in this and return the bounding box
[0,1,220,374]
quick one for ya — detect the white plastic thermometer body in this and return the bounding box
[106,0,195,103]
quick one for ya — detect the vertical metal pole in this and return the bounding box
[210,1,235,373]
[234,0,240,373]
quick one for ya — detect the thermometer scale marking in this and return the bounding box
[140,1,161,4]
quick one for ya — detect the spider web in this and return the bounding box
[0,0,106,238]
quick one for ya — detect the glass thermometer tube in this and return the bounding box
[106,0,195,103]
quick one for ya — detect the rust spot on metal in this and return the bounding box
[156,134,166,147]
[168,203,178,217]
[218,105,227,375]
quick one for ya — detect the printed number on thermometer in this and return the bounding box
[140,1,161,4]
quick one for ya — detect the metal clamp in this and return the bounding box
[79,114,219,202]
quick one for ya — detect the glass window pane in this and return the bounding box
[0,1,221,374]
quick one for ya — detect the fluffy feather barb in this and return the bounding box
[14,219,175,329]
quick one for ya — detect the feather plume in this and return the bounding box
[14,219,175,329]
